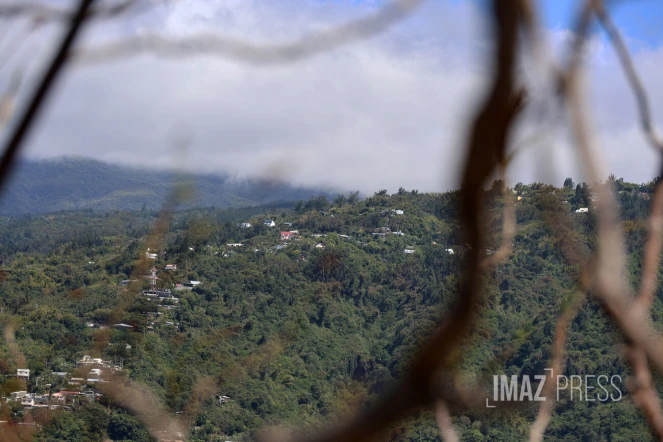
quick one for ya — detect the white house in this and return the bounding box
[10,391,27,401]
[446,249,454,255]
[113,323,134,330]
[393,230,405,236]
[145,252,158,260]
[240,222,252,228]
[393,209,404,215]
[315,243,325,248]
[17,369,30,380]
[264,220,276,227]
[403,249,415,254]
[575,208,589,213]
[164,264,177,271]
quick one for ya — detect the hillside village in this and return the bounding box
[0,178,659,441]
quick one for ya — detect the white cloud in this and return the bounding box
[2,0,662,194]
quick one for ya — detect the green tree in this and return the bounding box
[333,194,347,207]
[107,413,153,442]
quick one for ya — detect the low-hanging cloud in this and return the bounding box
[2,0,663,194]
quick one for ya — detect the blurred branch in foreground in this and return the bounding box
[0,0,146,21]
[72,0,426,66]
[0,0,94,195]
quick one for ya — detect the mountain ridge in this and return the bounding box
[0,157,341,217]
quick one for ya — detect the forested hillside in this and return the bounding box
[0,157,338,217]
[0,177,661,441]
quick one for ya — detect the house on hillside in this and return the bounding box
[281,231,296,240]
[393,230,405,236]
[264,220,276,227]
[446,249,454,255]
[10,391,27,401]
[403,248,415,254]
[315,243,325,248]
[145,252,158,260]
[164,264,177,271]
[240,222,252,228]
[393,209,404,215]
[17,369,29,380]
[113,323,134,330]
[575,208,589,213]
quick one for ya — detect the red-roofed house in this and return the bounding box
[281,231,295,240]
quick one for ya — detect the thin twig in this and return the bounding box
[73,0,426,66]
[529,289,586,442]
[0,0,140,21]
[0,68,23,127]
[0,0,95,196]
[561,3,663,439]
[481,169,516,269]
[624,345,663,440]
[593,0,663,150]
[435,401,460,442]
[636,181,663,309]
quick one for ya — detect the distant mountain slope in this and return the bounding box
[0,157,338,216]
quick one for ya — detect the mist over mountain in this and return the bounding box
[0,157,341,217]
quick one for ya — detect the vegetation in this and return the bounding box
[0,178,661,441]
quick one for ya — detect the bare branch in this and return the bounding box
[2,323,26,368]
[559,5,663,440]
[593,0,663,150]
[529,289,586,442]
[98,372,187,440]
[73,0,426,66]
[435,401,460,442]
[481,170,516,269]
[285,2,526,441]
[0,0,95,196]
[624,345,663,440]
[0,0,142,21]
[0,68,22,127]
[636,181,663,309]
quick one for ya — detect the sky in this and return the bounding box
[1,0,663,194]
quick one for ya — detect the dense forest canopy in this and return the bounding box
[0,177,661,441]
